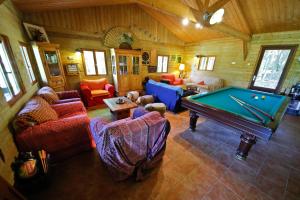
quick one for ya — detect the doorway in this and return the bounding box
[250,45,298,93]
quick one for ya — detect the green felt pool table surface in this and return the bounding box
[189,87,288,125]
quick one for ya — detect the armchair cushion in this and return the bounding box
[91,89,110,97]
[15,96,58,129]
[37,86,59,104]
[51,101,86,117]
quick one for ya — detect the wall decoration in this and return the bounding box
[148,65,157,73]
[176,55,182,63]
[119,33,134,49]
[65,63,79,75]
[23,22,49,42]
[170,55,176,62]
[104,27,138,48]
[142,51,150,65]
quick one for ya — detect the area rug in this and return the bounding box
[179,119,242,155]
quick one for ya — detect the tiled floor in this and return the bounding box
[28,109,300,200]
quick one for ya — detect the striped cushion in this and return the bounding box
[15,96,58,128]
[37,86,59,104]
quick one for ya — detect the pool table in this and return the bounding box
[182,86,289,160]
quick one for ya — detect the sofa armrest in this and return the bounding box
[55,98,81,104]
[56,90,80,99]
[105,84,115,97]
[160,79,171,84]
[16,114,91,152]
[174,78,183,85]
[51,101,86,117]
[80,84,92,99]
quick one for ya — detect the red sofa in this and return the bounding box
[161,74,183,85]
[80,78,114,107]
[14,97,93,161]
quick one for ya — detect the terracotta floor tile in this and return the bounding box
[202,181,242,200]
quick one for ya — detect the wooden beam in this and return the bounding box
[210,23,251,41]
[232,0,251,34]
[12,0,133,12]
[242,40,249,60]
[137,0,197,22]
[195,0,204,12]
[204,0,210,9]
[207,0,231,13]
[45,26,104,40]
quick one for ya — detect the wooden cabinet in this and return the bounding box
[32,42,66,91]
[111,49,143,96]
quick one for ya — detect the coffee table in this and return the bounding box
[103,97,138,120]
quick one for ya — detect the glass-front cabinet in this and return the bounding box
[110,49,142,96]
[32,42,66,91]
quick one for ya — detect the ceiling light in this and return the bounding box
[209,8,224,25]
[195,23,203,29]
[182,18,189,26]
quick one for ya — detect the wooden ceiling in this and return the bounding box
[12,0,300,43]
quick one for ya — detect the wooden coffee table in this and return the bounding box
[103,97,138,120]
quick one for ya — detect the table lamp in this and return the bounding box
[179,63,185,78]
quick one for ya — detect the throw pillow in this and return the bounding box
[198,81,205,85]
[37,86,59,104]
[15,96,58,129]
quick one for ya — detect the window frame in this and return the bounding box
[250,45,298,93]
[198,56,216,71]
[0,34,25,106]
[157,55,169,73]
[19,42,37,85]
[81,49,108,76]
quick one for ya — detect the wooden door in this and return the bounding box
[130,55,142,91]
[250,45,298,93]
[117,54,130,96]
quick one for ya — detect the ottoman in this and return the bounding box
[145,103,166,116]
[136,95,154,106]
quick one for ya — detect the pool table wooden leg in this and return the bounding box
[189,111,199,131]
[236,133,257,160]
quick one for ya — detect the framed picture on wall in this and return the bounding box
[176,55,182,63]
[170,55,176,62]
[23,22,50,42]
[65,63,79,75]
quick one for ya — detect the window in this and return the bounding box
[19,43,36,84]
[0,35,23,103]
[250,45,298,93]
[199,56,216,71]
[82,50,107,75]
[157,55,168,73]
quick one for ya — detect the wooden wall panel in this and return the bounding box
[184,31,300,91]
[50,35,184,90]
[23,4,185,46]
[0,0,39,184]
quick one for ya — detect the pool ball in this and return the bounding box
[254,96,259,100]
[251,94,256,98]
[262,96,266,100]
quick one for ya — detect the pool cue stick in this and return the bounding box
[231,95,274,121]
[229,96,265,124]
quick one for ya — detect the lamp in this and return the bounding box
[179,63,185,78]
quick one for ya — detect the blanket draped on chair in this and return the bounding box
[91,111,170,181]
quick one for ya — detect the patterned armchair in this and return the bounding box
[80,78,114,107]
[90,108,170,181]
[14,97,93,161]
[161,74,183,85]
